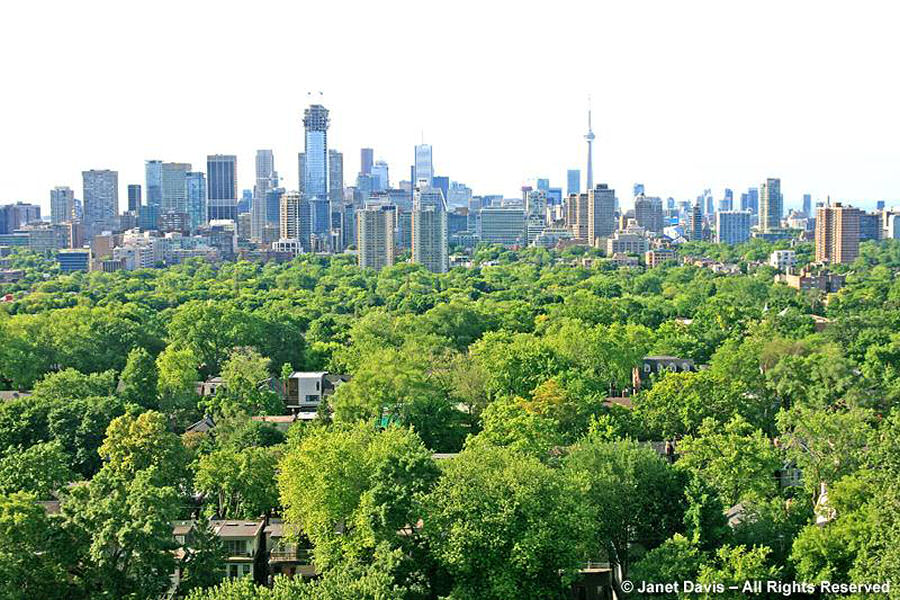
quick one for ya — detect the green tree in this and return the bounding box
[424,444,592,600]
[0,441,74,497]
[119,347,159,409]
[179,517,226,595]
[696,545,781,600]
[563,437,686,595]
[32,368,118,402]
[278,425,439,570]
[156,345,201,425]
[630,534,704,600]
[0,491,81,600]
[676,416,782,507]
[195,447,279,519]
[204,347,281,418]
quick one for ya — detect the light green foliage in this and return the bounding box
[195,446,279,519]
[634,370,752,439]
[204,346,282,418]
[119,347,159,409]
[696,545,781,599]
[32,368,118,402]
[676,416,782,507]
[330,347,464,451]
[564,437,686,592]
[424,444,593,600]
[0,441,74,496]
[630,534,704,600]
[156,344,201,422]
[278,424,438,569]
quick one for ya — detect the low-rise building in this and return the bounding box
[632,355,696,390]
[775,268,845,293]
[606,231,649,256]
[285,371,348,412]
[768,250,796,271]
[644,248,676,268]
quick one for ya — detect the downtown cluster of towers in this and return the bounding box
[1,103,898,274]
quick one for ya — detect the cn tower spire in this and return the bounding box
[585,96,595,190]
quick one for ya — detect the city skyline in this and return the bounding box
[2,1,899,211]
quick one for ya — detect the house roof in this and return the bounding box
[290,371,328,379]
[0,390,31,402]
[211,519,264,538]
[172,520,195,536]
[185,415,215,434]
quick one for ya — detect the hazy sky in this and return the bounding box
[2,0,898,212]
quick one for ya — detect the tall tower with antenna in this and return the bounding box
[584,98,595,190]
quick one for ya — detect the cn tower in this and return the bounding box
[584,99,595,190]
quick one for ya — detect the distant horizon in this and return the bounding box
[2,1,899,212]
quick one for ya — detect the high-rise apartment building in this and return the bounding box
[302,104,329,201]
[634,195,664,233]
[414,144,433,186]
[185,172,207,231]
[587,184,616,245]
[479,206,525,247]
[252,150,277,240]
[279,191,303,243]
[740,187,759,214]
[207,155,238,221]
[412,183,448,273]
[688,202,703,241]
[759,178,783,232]
[357,204,396,270]
[567,169,581,196]
[82,169,118,235]
[371,161,389,192]
[161,162,191,215]
[50,186,75,224]
[815,203,860,264]
[566,193,589,242]
[716,210,751,245]
[127,184,142,213]
[360,148,374,176]
[328,149,343,205]
[145,160,162,209]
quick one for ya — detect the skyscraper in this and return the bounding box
[371,160,389,192]
[82,169,118,235]
[50,186,75,224]
[360,148,374,176]
[127,184,142,213]
[633,183,645,197]
[587,184,616,245]
[740,187,759,215]
[759,178,783,232]
[207,155,238,221]
[279,191,302,242]
[185,172,207,231]
[414,144,433,186]
[719,188,734,212]
[716,210,751,245]
[567,169,581,196]
[328,149,344,204]
[688,201,703,241]
[412,183,448,273]
[252,150,277,240]
[145,160,162,209]
[634,195,664,233]
[357,204,396,270]
[816,203,860,264]
[161,162,191,215]
[302,104,329,200]
[802,194,812,216]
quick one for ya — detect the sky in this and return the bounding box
[1,0,898,213]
